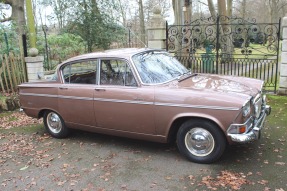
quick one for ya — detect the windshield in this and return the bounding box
[132,51,189,84]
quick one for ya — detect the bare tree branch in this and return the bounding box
[197,0,208,7]
[0,16,12,22]
[278,2,287,11]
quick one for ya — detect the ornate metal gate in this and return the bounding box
[166,16,281,93]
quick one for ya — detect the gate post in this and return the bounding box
[147,6,166,49]
[24,48,44,82]
[279,15,287,95]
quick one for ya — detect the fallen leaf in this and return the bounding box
[275,162,285,166]
[258,180,268,185]
[20,166,29,171]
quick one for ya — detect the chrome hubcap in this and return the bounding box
[185,127,215,157]
[47,112,62,134]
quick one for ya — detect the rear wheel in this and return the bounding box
[43,111,69,138]
[176,119,226,164]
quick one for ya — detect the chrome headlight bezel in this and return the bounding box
[242,100,251,117]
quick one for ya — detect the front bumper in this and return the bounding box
[227,105,271,143]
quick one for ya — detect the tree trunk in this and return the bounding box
[1,0,26,55]
[207,0,216,18]
[270,0,279,23]
[1,0,26,36]
[26,0,37,48]
[172,0,184,25]
[217,0,233,63]
[227,0,232,17]
[184,0,192,24]
[217,0,227,17]
[241,0,247,47]
[138,0,145,45]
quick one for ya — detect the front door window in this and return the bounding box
[100,59,136,86]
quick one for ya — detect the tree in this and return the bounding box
[0,0,25,36]
[267,0,287,23]
[66,0,125,52]
[172,0,184,25]
[26,0,36,48]
[206,0,234,62]
[138,0,145,43]
[49,0,70,29]
[227,0,232,17]
[207,0,216,18]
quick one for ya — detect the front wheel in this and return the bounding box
[43,111,69,138]
[177,119,226,164]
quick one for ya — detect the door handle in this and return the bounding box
[59,87,68,90]
[95,88,106,91]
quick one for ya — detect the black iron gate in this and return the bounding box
[166,16,281,93]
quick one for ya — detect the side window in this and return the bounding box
[62,60,97,84]
[100,59,136,86]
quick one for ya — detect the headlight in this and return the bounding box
[242,101,251,117]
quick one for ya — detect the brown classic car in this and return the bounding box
[19,48,271,163]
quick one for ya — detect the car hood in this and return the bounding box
[164,73,263,98]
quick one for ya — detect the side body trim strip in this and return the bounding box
[20,93,240,111]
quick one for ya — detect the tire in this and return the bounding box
[176,119,226,164]
[43,111,69,138]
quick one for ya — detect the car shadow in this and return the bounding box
[68,128,178,155]
[65,129,264,165]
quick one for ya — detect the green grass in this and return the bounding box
[266,95,287,127]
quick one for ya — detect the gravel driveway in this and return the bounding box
[1,95,286,190]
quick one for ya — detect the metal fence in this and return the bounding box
[166,15,281,93]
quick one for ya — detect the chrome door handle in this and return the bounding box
[95,88,106,91]
[59,87,68,90]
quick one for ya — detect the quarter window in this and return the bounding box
[62,60,97,84]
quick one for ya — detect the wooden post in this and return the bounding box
[4,54,14,93]
[0,68,5,93]
[2,56,10,93]
[9,53,18,90]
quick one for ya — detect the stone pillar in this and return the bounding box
[24,48,44,82]
[279,15,287,95]
[147,6,166,49]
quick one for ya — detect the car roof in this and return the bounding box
[63,48,162,63]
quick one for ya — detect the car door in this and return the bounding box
[93,58,155,134]
[58,59,97,127]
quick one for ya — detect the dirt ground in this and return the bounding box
[0,95,286,191]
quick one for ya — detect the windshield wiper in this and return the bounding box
[178,72,197,82]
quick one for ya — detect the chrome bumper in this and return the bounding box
[228,105,271,143]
